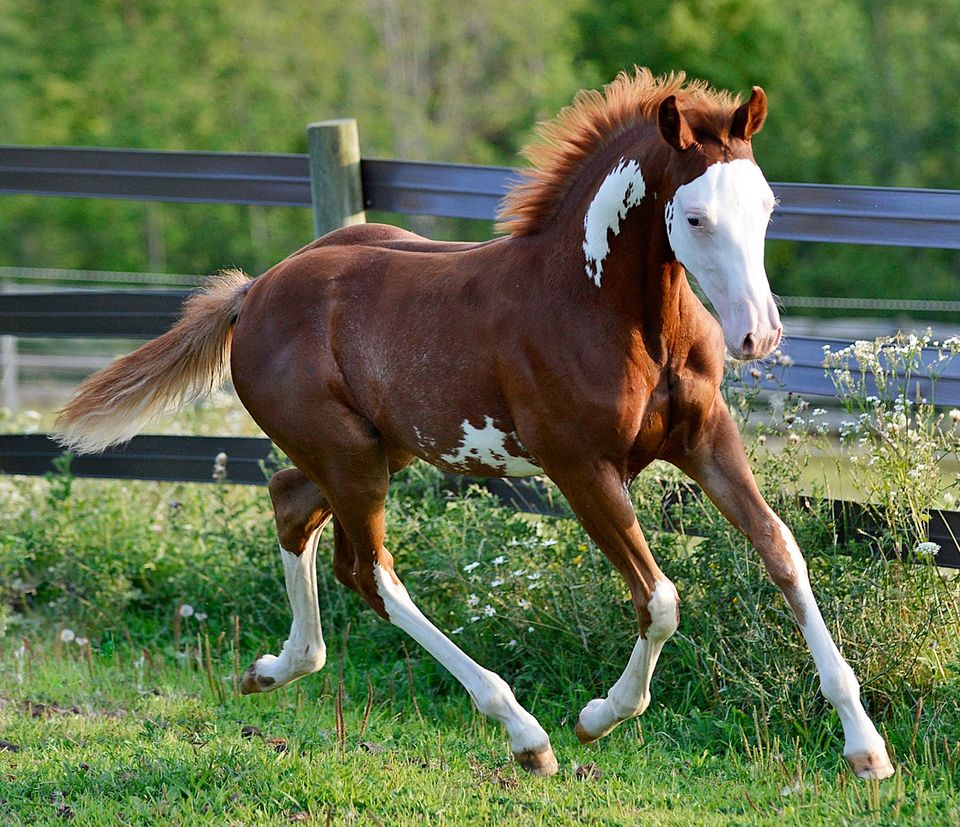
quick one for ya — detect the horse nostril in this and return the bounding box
[740,333,756,356]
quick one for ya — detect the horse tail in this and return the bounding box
[53,269,252,454]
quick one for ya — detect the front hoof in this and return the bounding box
[574,698,615,744]
[846,748,895,780]
[574,717,600,745]
[513,745,559,777]
[240,660,278,695]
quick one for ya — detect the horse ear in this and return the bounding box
[658,95,695,151]
[731,86,767,141]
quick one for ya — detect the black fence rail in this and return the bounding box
[3,432,958,569]
[4,145,960,247]
[3,290,960,405]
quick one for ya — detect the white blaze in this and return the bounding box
[441,416,542,477]
[664,158,779,357]
[583,159,646,287]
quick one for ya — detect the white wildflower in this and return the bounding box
[463,562,480,573]
[482,605,496,617]
[512,569,526,577]
[469,615,480,623]
[490,579,504,588]
[526,572,542,580]
[179,603,195,618]
[451,627,464,635]
[505,640,518,648]
[467,593,480,606]
[491,556,506,565]
[195,612,208,622]
[75,637,89,647]
[60,628,76,643]
[914,542,940,558]
[518,599,531,610]
[541,539,558,548]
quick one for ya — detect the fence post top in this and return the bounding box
[307,118,359,130]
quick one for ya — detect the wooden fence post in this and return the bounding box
[0,281,17,411]
[307,119,366,239]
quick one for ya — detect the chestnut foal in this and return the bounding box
[55,70,893,779]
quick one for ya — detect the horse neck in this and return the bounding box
[538,131,687,351]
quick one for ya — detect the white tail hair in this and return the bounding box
[53,269,251,454]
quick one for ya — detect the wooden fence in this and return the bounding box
[1,127,960,565]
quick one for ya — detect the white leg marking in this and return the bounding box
[582,158,646,287]
[243,526,327,692]
[773,517,893,779]
[576,579,678,740]
[373,563,551,758]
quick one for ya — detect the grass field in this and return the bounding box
[1,645,958,826]
[4,334,960,824]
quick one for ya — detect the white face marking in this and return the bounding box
[665,159,780,357]
[582,158,646,287]
[440,416,542,477]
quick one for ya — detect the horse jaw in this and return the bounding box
[665,159,782,360]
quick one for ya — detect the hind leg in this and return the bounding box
[308,413,557,775]
[241,468,331,694]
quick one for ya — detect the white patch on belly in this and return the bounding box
[583,158,646,288]
[441,416,542,477]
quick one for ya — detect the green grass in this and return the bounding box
[0,648,957,826]
[4,337,960,824]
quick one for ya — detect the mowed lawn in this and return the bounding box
[0,653,955,826]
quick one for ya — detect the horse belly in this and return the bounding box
[410,415,543,478]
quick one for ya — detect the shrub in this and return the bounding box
[0,333,959,744]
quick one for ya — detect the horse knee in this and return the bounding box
[644,579,679,642]
[269,469,328,553]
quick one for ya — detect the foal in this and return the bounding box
[55,69,893,780]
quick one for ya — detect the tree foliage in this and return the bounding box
[1,0,957,305]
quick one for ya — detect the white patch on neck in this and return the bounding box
[440,416,542,477]
[582,159,646,288]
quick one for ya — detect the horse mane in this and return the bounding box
[496,68,743,236]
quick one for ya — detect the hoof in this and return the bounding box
[240,662,277,695]
[513,745,559,777]
[574,717,600,745]
[846,748,895,780]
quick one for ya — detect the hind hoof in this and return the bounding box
[513,745,558,777]
[240,663,276,695]
[846,748,895,780]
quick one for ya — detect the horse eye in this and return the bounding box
[687,216,701,228]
